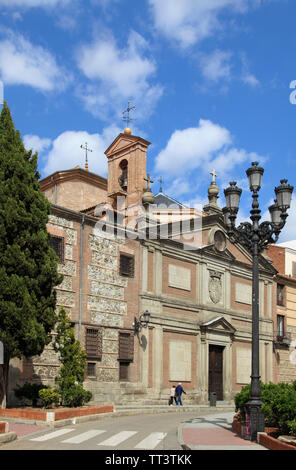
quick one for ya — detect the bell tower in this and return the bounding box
[104,128,151,210]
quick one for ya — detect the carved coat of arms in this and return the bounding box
[208,271,222,304]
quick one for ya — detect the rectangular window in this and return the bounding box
[277,284,285,306]
[292,261,296,277]
[85,328,102,360]
[119,254,135,278]
[118,331,134,363]
[87,362,96,377]
[277,315,285,340]
[49,235,64,263]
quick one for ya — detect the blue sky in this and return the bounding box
[0,0,295,241]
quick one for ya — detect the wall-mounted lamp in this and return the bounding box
[133,310,150,334]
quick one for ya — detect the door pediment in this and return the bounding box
[200,316,236,335]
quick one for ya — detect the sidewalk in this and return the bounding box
[179,411,266,450]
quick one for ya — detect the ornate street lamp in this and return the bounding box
[133,310,151,335]
[223,162,293,441]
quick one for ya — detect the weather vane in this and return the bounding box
[122,100,136,128]
[80,142,93,171]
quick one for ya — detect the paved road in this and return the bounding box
[1,410,208,451]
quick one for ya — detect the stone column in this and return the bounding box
[259,280,264,317]
[224,343,233,401]
[267,282,272,319]
[154,249,162,296]
[266,342,273,383]
[199,262,208,305]
[152,326,163,395]
[225,269,231,310]
[140,328,149,389]
[259,340,265,382]
[197,332,208,403]
[142,245,148,293]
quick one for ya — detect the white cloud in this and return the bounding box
[199,50,232,82]
[154,119,232,176]
[24,134,52,154]
[75,30,163,121]
[153,119,268,207]
[148,0,250,48]
[0,30,70,92]
[42,125,121,177]
[242,72,260,87]
[240,52,260,87]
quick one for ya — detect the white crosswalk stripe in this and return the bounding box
[134,432,167,449]
[30,428,75,441]
[97,430,138,447]
[29,427,168,449]
[62,429,106,444]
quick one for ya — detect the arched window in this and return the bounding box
[118,159,128,191]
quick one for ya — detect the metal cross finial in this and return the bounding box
[158,176,164,193]
[210,169,217,183]
[122,100,136,127]
[144,173,154,190]
[80,142,93,170]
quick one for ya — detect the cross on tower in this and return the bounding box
[158,176,164,193]
[122,100,136,128]
[210,169,217,183]
[144,173,154,190]
[80,142,93,170]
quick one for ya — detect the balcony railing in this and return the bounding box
[274,332,291,347]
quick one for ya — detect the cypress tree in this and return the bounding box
[53,307,92,407]
[0,102,62,408]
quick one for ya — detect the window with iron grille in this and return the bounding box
[277,284,285,306]
[49,235,64,263]
[87,362,96,377]
[118,332,134,363]
[85,328,102,360]
[119,254,135,277]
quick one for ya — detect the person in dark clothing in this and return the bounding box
[175,383,186,406]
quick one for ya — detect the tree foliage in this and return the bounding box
[53,307,92,407]
[0,102,62,407]
[235,381,296,434]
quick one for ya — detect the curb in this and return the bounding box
[0,431,17,445]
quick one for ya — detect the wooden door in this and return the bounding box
[208,345,224,400]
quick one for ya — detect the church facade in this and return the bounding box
[8,128,279,405]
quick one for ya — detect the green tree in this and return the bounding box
[53,307,92,407]
[0,102,62,408]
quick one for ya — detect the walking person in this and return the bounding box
[169,385,177,406]
[175,383,186,406]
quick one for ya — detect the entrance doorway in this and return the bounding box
[208,345,224,400]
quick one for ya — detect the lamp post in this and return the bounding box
[222,162,293,441]
[133,310,151,335]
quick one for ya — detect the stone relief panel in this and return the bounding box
[235,282,252,305]
[168,264,191,291]
[236,346,251,384]
[169,339,192,382]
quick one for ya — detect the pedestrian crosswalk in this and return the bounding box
[30,428,167,449]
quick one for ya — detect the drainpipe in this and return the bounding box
[50,176,57,204]
[78,214,85,342]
